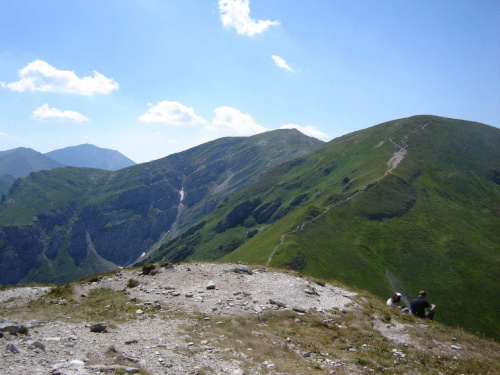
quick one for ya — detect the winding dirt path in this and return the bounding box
[265,122,430,267]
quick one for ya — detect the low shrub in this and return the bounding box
[127,279,139,288]
[142,263,155,275]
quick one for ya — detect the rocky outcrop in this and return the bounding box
[252,198,281,224]
[215,199,261,233]
[0,226,44,284]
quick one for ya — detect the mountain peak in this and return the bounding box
[45,144,136,171]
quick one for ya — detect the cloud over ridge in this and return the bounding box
[1,60,118,95]
[281,124,328,140]
[138,101,207,126]
[33,104,90,122]
[219,0,280,36]
[209,106,266,134]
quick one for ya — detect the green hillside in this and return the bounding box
[146,115,500,339]
[0,129,322,285]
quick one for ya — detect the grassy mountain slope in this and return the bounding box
[45,143,136,171]
[0,130,322,285]
[146,115,500,339]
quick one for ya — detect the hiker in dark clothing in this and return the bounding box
[410,290,436,320]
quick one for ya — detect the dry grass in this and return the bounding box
[3,284,139,324]
[179,292,500,374]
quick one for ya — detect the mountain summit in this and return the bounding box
[45,144,135,170]
[0,147,64,179]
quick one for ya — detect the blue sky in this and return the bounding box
[0,0,499,163]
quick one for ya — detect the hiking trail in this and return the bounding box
[266,122,430,267]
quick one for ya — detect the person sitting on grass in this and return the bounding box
[387,293,402,308]
[410,290,436,320]
[387,292,410,312]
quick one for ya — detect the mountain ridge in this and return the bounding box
[0,129,323,285]
[1,115,498,339]
[142,115,500,339]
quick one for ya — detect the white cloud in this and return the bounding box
[0,131,8,137]
[209,106,266,134]
[280,124,329,140]
[139,101,267,136]
[272,55,294,72]
[218,0,280,36]
[32,104,89,122]
[1,60,118,95]
[138,101,207,126]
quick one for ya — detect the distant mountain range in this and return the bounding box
[0,116,499,340]
[0,144,135,194]
[45,144,135,171]
[0,147,64,179]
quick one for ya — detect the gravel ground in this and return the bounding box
[0,263,357,375]
[82,263,357,316]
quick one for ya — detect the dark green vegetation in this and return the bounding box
[0,129,322,285]
[45,143,136,171]
[147,116,500,339]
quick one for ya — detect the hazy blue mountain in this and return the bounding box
[0,147,65,194]
[45,144,135,171]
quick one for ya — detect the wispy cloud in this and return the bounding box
[280,124,328,140]
[1,60,118,95]
[0,131,8,137]
[271,55,294,72]
[33,104,89,122]
[209,106,267,134]
[218,0,280,36]
[138,101,207,126]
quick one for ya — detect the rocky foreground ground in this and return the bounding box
[1,263,499,374]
